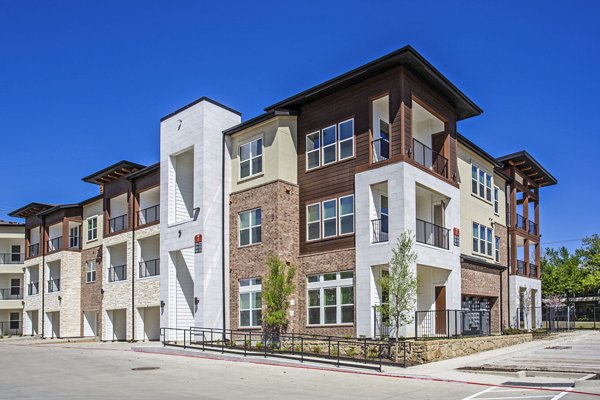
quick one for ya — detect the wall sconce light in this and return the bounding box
[193,207,200,221]
[58,296,62,303]
[160,300,165,309]
[101,288,105,295]
[21,301,25,306]
[194,297,200,305]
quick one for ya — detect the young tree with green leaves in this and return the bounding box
[262,255,296,345]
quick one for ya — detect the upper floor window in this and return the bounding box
[69,226,80,248]
[87,217,98,241]
[493,186,499,214]
[471,164,492,202]
[473,222,493,257]
[495,236,500,262]
[86,260,96,283]
[306,195,354,241]
[239,208,261,247]
[307,271,354,325]
[239,278,262,328]
[306,119,354,170]
[239,138,263,179]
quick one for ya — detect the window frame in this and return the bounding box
[472,222,494,258]
[493,186,499,214]
[321,199,338,239]
[69,225,80,248]
[306,131,321,171]
[239,277,262,328]
[321,124,337,166]
[305,118,355,172]
[306,271,354,326]
[338,195,355,236]
[337,118,355,161]
[471,163,494,204]
[495,236,501,262]
[239,137,263,180]
[306,195,355,242]
[306,203,321,241]
[86,260,97,283]
[238,208,262,247]
[87,217,98,242]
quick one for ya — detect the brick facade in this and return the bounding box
[81,244,103,336]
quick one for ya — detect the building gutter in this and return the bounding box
[505,179,511,331]
[130,183,136,342]
[221,132,227,341]
[41,216,46,339]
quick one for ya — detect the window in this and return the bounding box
[239,278,262,327]
[494,186,499,214]
[471,164,493,202]
[381,195,389,235]
[473,222,493,257]
[306,203,321,241]
[9,312,19,330]
[11,245,21,263]
[10,278,20,296]
[307,271,354,325]
[495,236,500,262]
[86,260,97,283]
[87,217,98,241]
[306,195,354,241]
[306,119,354,171]
[69,226,80,248]
[239,138,263,179]
[338,195,354,235]
[239,208,262,247]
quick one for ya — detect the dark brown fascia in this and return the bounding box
[82,160,146,185]
[222,110,298,136]
[125,162,160,181]
[160,96,242,122]
[8,202,54,218]
[496,151,557,187]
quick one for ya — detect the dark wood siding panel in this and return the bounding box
[132,169,160,192]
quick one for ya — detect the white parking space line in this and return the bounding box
[461,387,498,400]
[476,396,554,400]
[549,388,573,400]
[461,385,574,400]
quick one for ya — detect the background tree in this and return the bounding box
[541,247,583,299]
[262,255,296,345]
[377,231,419,360]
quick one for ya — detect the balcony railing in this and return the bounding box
[0,288,22,300]
[47,278,61,293]
[415,309,491,338]
[529,263,538,278]
[28,282,39,296]
[371,138,390,163]
[412,138,448,178]
[29,243,40,257]
[108,265,127,282]
[516,259,526,276]
[0,253,24,264]
[371,218,389,244]
[528,220,538,236]
[416,218,449,250]
[139,258,160,278]
[515,213,527,230]
[0,320,22,336]
[138,205,160,226]
[46,237,62,253]
[109,214,128,233]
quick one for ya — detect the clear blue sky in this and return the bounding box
[0,1,597,250]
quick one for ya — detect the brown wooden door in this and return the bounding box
[435,286,446,335]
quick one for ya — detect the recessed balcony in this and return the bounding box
[47,278,60,293]
[0,253,24,264]
[416,218,450,250]
[109,215,128,234]
[108,265,127,282]
[46,237,62,253]
[412,138,448,179]
[0,288,22,300]
[138,205,160,226]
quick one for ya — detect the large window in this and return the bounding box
[87,217,98,241]
[239,138,263,179]
[239,278,262,328]
[239,208,262,247]
[69,226,80,248]
[306,195,354,241]
[473,222,493,257]
[471,164,492,202]
[493,186,499,214]
[305,119,354,170]
[307,271,354,325]
[86,260,96,283]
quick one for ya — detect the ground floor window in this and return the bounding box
[307,271,354,325]
[239,278,262,328]
[9,312,20,330]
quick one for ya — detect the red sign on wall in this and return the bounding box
[195,234,203,253]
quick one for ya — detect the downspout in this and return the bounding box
[131,184,136,342]
[41,217,46,339]
[221,132,226,341]
[505,180,511,332]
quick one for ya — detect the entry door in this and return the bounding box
[435,286,446,335]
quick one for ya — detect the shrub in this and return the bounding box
[344,346,358,357]
[255,341,264,349]
[367,346,380,359]
[311,344,322,354]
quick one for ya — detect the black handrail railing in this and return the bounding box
[139,258,160,278]
[0,288,22,300]
[47,278,60,293]
[373,306,393,339]
[415,309,491,338]
[0,320,22,336]
[108,265,127,282]
[29,243,40,257]
[371,219,388,243]
[46,237,62,253]
[138,205,160,226]
[109,214,128,233]
[416,218,449,250]
[28,282,39,296]
[515,213,527,230]
[529,263,538,278]
[528,220,538,236]
[0,253,24,264]
[516,259,526,276]
[371,138,389,163]
[412,138,448,178]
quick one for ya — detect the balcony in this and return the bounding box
[0,320,21,336]
[138,205,160,226]
[28,282,39,296]
[29,243,40,258]
[0,253,24,264]
[416,218,449,250]
[529,263,538,278]
[139,258,160,278]
[371,219,388,244]
[109,215,128,234]
[108,265,127,282]
[371,137,389,163]
[515,213,527,231]
[528,220,538,236]
[516,259,526,276]
[412,138,448,179]
[47,278,60,293]
[46,237,62,253]
[0,288,22,300]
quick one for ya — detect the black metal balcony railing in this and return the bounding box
[528,220,538,236]
[516,260,526,276]
[138,205,160,226]
[139,258,160,278]
[0,320,22,336]
[371,219,389,244]
[371,138,390,163]
[108,265,127,282]
[69,235,80,249]
[0,288,22,300]
[529,263,538,278]
[29,243,40,257]
[28,282,39,296]
[47,278,60,293]
[412,138,448,178]
[109,214,128,233]
[416,218,449,250]
[515,213,527,230]
[46,237,62,253]
[0,253,24,264]
[415,309,491,338]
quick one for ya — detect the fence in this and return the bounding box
[515,305,600,332]
[415,309,491,338]
[0,320,21,336]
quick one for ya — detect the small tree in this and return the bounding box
[262,255,296,346]
[377,231,419,360]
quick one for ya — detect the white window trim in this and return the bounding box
[86,260,96,283]
[321,199,337,238]
[306,131,321,171]
[337,118,355,161]
[239,278,262,328]
[471,163,494,204]
[307,271,354,326]
[495,236,501,263]
[306,203,321,242]
[338,195,355,236]
[472,222,494,258]
[238,208,262,247]
[321,124,337,166]
[87,217,98,242]
[238,137,263,181]
[493,186,500,215]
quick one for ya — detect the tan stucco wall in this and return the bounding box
[82,199,104,251]
[229,115,298,193]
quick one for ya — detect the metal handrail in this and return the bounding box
[516,260,526,275]
[529,263,538,278]
[412,138,448,178]
[371,219,388,243]
[108,265,127,282]
[29,243,40,257]
[0,288,22,300]
[46,237,62,253]
[0,320,22,336]
[109,214,128,233]
[415,218,449,250]
[139,259,160,278]
[371,137,390,163]
[47,278,60,293]
[528,220,538,235]
[0,253,24,264]
[515,213,527,230]
[414,309,491,338]
[28,282,39,296]
[138,205,160,226]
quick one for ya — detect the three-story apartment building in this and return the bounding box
[0,221,25,336]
